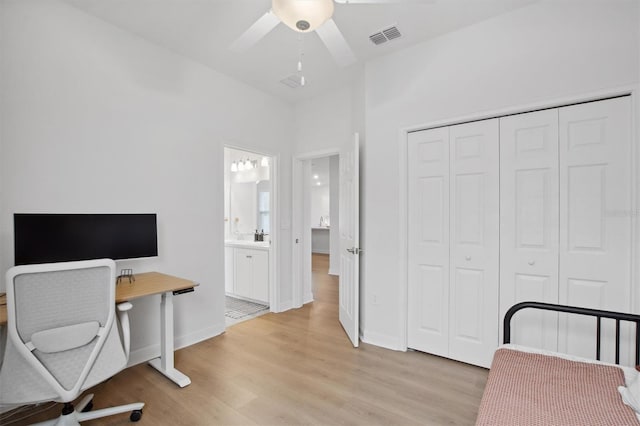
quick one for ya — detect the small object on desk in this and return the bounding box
[117,269,135,284]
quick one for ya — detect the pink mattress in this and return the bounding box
[476,348,639,426]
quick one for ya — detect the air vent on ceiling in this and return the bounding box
[280,74,304,89]
[369,25,402,45]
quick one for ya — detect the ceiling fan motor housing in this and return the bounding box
[272,0,334,32]
[296,20,311,31]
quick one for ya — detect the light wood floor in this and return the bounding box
[6,254,488,425]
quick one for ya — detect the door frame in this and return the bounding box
[292,148,340,308]
[398,85,640,351]
[224,144,280,312]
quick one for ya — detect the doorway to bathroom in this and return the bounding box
[223,146,276,327]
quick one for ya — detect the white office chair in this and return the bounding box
[0,259,144,424]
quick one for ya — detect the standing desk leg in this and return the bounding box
[148,291,191,387]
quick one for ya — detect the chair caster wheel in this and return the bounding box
[130,409,143,422]
[81,400,93,412]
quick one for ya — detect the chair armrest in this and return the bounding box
[116,302,133,359]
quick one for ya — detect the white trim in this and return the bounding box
[276,300,294,313]
[398,126,409,351]
[270,154,280,313]
[398,85,640,351]
[291,157,303,308]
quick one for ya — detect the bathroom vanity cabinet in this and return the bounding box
[225,241,269,304]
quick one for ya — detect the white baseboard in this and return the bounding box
[303,292,314,305]
[328,267,339,276]
[361,329,405,351]
[127,323,225,367]
[311,250,330,254]
[276,300,294,312]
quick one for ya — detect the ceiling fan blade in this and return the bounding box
[315,18,357,68]
[334,0,435,3]
[229,11,281,53]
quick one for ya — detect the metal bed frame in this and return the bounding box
[503,301,640,365]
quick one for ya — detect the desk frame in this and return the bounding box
[115,271,196,388]
[148,292,190,387]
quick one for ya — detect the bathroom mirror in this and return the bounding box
[228,180,271,239]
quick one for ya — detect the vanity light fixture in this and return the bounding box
[261,157,269,167]
[244,158,253,170]
[230,161,238,172]
[238,160,245,171]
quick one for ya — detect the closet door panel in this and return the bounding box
[559,97,632,364]
[407,127,450,357]
[449,119,499,368]
[499,109,559,350]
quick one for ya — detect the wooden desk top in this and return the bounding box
[0,272,196,326]
[115,271,196,302]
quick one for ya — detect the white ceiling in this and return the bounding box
[63,0,536,104]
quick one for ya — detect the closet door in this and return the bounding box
[448,119,499,368]
[558,97,632,363]
[499,109,559,350]
[407,127,450,358]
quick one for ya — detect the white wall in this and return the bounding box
[0,0,294,363]
[362,0,640,349]
[294,86,353,154]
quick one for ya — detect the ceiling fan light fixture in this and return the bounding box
[272,0,334,33]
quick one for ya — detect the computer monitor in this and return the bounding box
[14,213,158,265]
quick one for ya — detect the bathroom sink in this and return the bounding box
[224,240,270,249]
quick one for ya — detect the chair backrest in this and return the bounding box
[4,259,116,402]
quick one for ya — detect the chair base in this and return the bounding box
[32,394,144,425]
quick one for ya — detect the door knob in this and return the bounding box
[528,260,535,266]
[465,256,471,261]
[347,248,356,254]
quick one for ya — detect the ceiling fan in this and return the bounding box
[229,0,434,68]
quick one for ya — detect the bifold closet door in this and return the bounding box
[499,109,559,351]
[448,119,500,368]
[407,120,499,368]
[558,97,632,363]
[407,127,450,358]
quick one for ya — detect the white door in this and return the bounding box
[448,119,500,368]
[339,133,360,347]
[499,109,560,350]
[407,126,450,358]
[558,97,632,363]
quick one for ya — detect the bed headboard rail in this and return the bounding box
[504,301,640,365]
